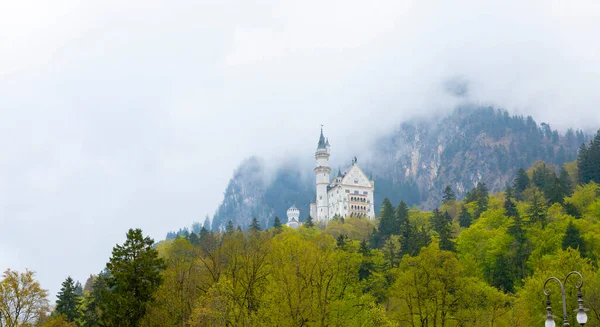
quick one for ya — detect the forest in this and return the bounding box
[1,130,600,327]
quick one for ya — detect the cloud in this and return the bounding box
[1,0,600,296]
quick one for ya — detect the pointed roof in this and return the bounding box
[317,127,326,150]
[337,168,343,178]
[325,138,330,147]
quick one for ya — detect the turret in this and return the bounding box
[315,127,331,223]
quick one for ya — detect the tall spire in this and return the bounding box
[317,126,326,150]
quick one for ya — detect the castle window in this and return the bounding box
[354,179,358,184]
[345,190,350,193]
[354,190,358,195]
[363,191,368,195]
[319,196,322,200]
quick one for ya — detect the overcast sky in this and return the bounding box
[1,0,599,296]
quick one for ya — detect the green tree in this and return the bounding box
[395,200,411,255]
[273,216,282,229]
[101,229,165,327]
[526,187,547,227]
[458,205,472,228]
[304,215,315,228]
[55,276,80,322]
[513,168,530,200]
[562,221,586,257]
[376,198,396,247]
[225,220,235,234]
[475,183,489,219]
[249,217,261,231]
[431,208,455,252]
[442,185,456,203]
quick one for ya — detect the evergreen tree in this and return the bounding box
[188,232,200,246]
[442,185,456,203]
[409,226,431,256]
[526,188,547,227]
[513,168,530,200]
[474,183,489,219]
[431,208,454,251]
[226,220,235,234]
[504,197,518,218]
[395,201,411,255]
[273,216,282,229]
[558,167,573,196]
[489,254,515,293]
[203,215,212,232]
[507,201,529,283]
[304,215,315,228]
[458,206,472,228]
[55,276,80,322]
[249,217,261,231]
[376,198,396,247]
[74,281,83,297]
[505,184,514,199]
[101,228,165,327]
[562,221,586,257]
[78,273,108,327]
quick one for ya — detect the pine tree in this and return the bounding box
[458,206,472,228]
[203,215,212,232]
[249,217,261,231]
[474,183,489,219]
[101,229,165,327]
[562,221,586,257]
[442,185,456,203]
[504,197,518,218]
[395,201,411,255]
[558,167,573,196]
[55,276,80,322]
[226,220,235,234]
[513,168,530,200]
[431,208,454,251]
[376,198,396,247]
[304,215,315,228]
[188,232,200,246]
[273,216,282,229]
[526,188,547,227]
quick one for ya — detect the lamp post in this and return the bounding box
[543,271,589,327]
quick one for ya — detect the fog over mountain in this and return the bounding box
[1,0,600,296]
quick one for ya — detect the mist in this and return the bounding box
[1,0,599,296]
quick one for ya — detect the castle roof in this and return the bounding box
[317,127,326,150]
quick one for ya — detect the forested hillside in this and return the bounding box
[8,130,599,327]
[204,107,588,233]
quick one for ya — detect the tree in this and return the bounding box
[0,269,49,327]
[395,201,411,255]
[458,206,472,228]
[562,221,586,257]
[55,276,80,322]
[431,208,455,252]
[375,198,395,247]
[273,216,282,229]
[442,185,456,203]
[250,217,261,231]
[77,274,107,327]
[203,215,212,232]
[475,183,489,219]
[513,168,530,200]
[304,215,315,228]
[101,228,165,327]
[526,187,547,227]
[504,197,518,218]
[225,220,235,234]
[188,232,200,246]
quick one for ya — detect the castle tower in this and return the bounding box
[286,205,300,229]
[314,127,331,223]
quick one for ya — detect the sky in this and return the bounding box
[1,0,600,296]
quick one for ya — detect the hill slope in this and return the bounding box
[209,107,588,231]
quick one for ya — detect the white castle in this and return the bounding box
[285,205,301,229]
[306,128,375,224]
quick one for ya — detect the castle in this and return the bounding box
[306,128,375,224]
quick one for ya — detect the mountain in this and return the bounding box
[209,106,589,232]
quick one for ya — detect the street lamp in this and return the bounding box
[543,271,589,326]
